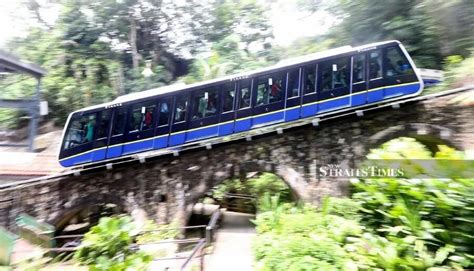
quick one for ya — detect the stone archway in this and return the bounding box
[49,193,126,236]
[366,123,462,156]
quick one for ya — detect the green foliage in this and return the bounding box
[320,0,474,68]
[353,138,474,265]
[211,173,293,211]
[247,173,293,203]
[74,216,152,271]
[136,221,180,244]
[428,53,474,94]
[183,0,273,82]
[253,202,361,271]
[253,138,473,270]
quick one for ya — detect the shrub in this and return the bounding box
[74,216,152,271]
[253,138,473,270]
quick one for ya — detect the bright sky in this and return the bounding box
[0,0,334,48]
[269,0,335,46]
[0,0,60,46]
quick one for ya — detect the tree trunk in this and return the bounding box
[129,15,141,70]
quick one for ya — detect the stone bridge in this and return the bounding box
[0,89,473,233]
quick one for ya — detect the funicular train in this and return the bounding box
[59,40,423,167]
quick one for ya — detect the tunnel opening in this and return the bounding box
[185,172,296,238]
[51,196,126,248]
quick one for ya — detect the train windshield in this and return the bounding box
[62,112,96,150]
[385,46,414,77]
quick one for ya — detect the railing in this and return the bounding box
[148,208,221,270]
[205,208,221,244]
[219,192,257,214]
[9,208,222,270]
[180,238,206,271]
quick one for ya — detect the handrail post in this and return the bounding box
[205,225,212,244]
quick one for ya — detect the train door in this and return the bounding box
[366,49,385,103]
[186,87,220,142]
[351,53,368,106]
[285,68,302,121]
[153,97,172,149]
[317,56,351,112]
[91,109,112,162]
[218,83,236,136]
[122,100,157,155]
[106,107,127,159]
[169,92,190,146]
[234,79,253,133]
[251,72,286,128]
[300,64,318,118]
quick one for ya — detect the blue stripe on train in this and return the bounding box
[186,125,219,142]
[284,107,300,122]
[153,136,169,149]
[385,83,419,97]
[106,145,123,159]
[252,111,284,128]
[60,152,93,167]
[122,138,153,155]
[318,96,351,113]
[218,122,234,136]
[169,133,185,146]
[351,92,367,107]
[60,83,420,167]
[234,118,251,133]
[92,148,107,162]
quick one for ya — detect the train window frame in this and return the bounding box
[222,83,236,113]
[320,57,350,92]
[352,54,366,84]
[237,80,252,110]
[255,72,285,106]
[190,87,220,121]
[287,68,301,99]
[157,97,172,127]
[303,65,317,95]
[384,46,415,78]
[173,93,189,124]
[369,50,383,81]
[112,107,127,136]
[128,101,157,134]
[95,109,112,141]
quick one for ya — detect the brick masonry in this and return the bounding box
[0,91,473,232]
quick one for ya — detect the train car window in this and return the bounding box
[191,88,219,120]
[174,94,188,123]
[353,55,366,83]
[112,108,126,136]
[238,81,251,109]
[222,84,235,112]
[303,65,316,94]
[288,69,300,98]
[320,57,349,91]
[369,50,382,79]
[96,109,112,140]
[129,102,156,132]
[256,73,284,106]
[385,46,414,77]
[158,98,171,126]
[62,112,97,150]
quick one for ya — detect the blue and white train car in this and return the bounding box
[58,40,423,167]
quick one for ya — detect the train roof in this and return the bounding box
[76,40,400,113]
